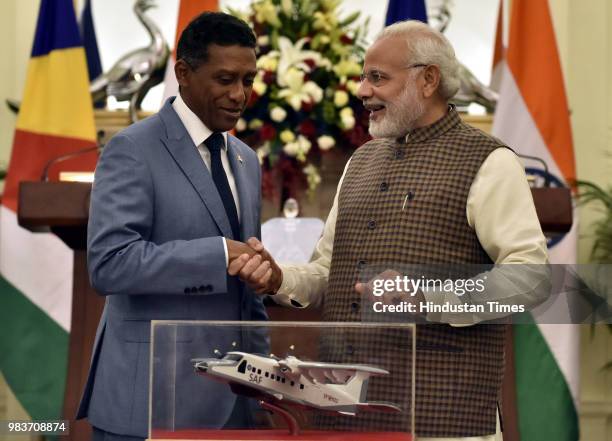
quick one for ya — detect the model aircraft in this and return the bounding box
[192,351,401,416]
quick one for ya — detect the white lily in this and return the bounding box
[272,37,322,85]
[278,68,323,111]
[257,54,278,72]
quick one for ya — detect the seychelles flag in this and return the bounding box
[385,0,428,26]
[0,0,97,420]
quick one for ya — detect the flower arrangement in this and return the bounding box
[229,0,371,200]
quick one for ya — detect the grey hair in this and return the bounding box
[377,20,460,100]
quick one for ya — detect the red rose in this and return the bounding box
[303,59,317,70]
[301,100,314,112]
[340,34,353,45]
[262,70,276,85]
[259,124,277,141]
[247,91,259,108]
[298,120,316,137]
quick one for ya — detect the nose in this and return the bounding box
[228,83,246,104]
[357,80,372,100]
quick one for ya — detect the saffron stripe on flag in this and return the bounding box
[492,0,580,439]
[162,0,219,101]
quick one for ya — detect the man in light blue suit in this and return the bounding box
[77,13,268,441]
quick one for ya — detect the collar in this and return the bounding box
[172,93,228,149]
[401,104,461,144]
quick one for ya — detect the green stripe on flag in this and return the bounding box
[0,276,68,420]
[514,321,579,441]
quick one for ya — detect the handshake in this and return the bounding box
[226,238,283,295]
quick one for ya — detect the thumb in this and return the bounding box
[246,237,263,252]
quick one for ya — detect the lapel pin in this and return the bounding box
[237,154,244,165]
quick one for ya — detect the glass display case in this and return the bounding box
[148,321,415,440]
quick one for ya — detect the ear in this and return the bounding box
[422,65,441,99]
[174,59,192,88]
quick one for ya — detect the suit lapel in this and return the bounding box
[227,137,252,240]
[158,100,233,238]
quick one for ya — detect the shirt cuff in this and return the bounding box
[223,238,229,268]
[271,266,306,308]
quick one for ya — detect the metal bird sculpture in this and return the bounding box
[89,0,169,122]
[6,0,170,121]
[429,0,499,112]
[452,64,499,113]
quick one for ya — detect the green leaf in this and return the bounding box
[339,11,360,27]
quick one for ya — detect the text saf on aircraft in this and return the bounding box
[193,351,402,416]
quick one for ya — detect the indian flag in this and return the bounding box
[162,0,218,102]
[0,0,97,420]
[492,0,579,440]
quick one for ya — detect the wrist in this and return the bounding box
[269,266,283,295]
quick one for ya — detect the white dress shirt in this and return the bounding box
[172,94,240,265]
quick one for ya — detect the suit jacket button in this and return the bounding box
[367,220,376,229]
[346,345,355,355]
[184,287,190,294]
[350,302,360,312]
[206,284,213,292]
[198,285,206,293]
[357,259,367,269]
[379,182,388,192]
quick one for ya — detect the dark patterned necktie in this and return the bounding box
[204,133,240,240]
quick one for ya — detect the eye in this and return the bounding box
[217,76,235,85]
[243,77,255,87]
[370,71,384,85]
[360,71,386,86]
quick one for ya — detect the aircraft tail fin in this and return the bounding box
[344,372,370,402]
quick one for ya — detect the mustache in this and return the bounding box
[362,100,386,107]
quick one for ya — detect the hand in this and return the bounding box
[228,237,283,295]
[226,239,259,261]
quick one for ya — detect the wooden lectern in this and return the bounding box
[17,179,572,441]
[18,181,105,441]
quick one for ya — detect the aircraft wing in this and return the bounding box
[280,360,389,385]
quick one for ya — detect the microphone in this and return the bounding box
[40,130,105,181]
[516,153,551,187]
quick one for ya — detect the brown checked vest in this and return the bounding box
[319,108,508,437]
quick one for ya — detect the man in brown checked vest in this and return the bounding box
[230,20,549,441]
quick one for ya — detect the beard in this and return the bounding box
[368,83,426,139]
